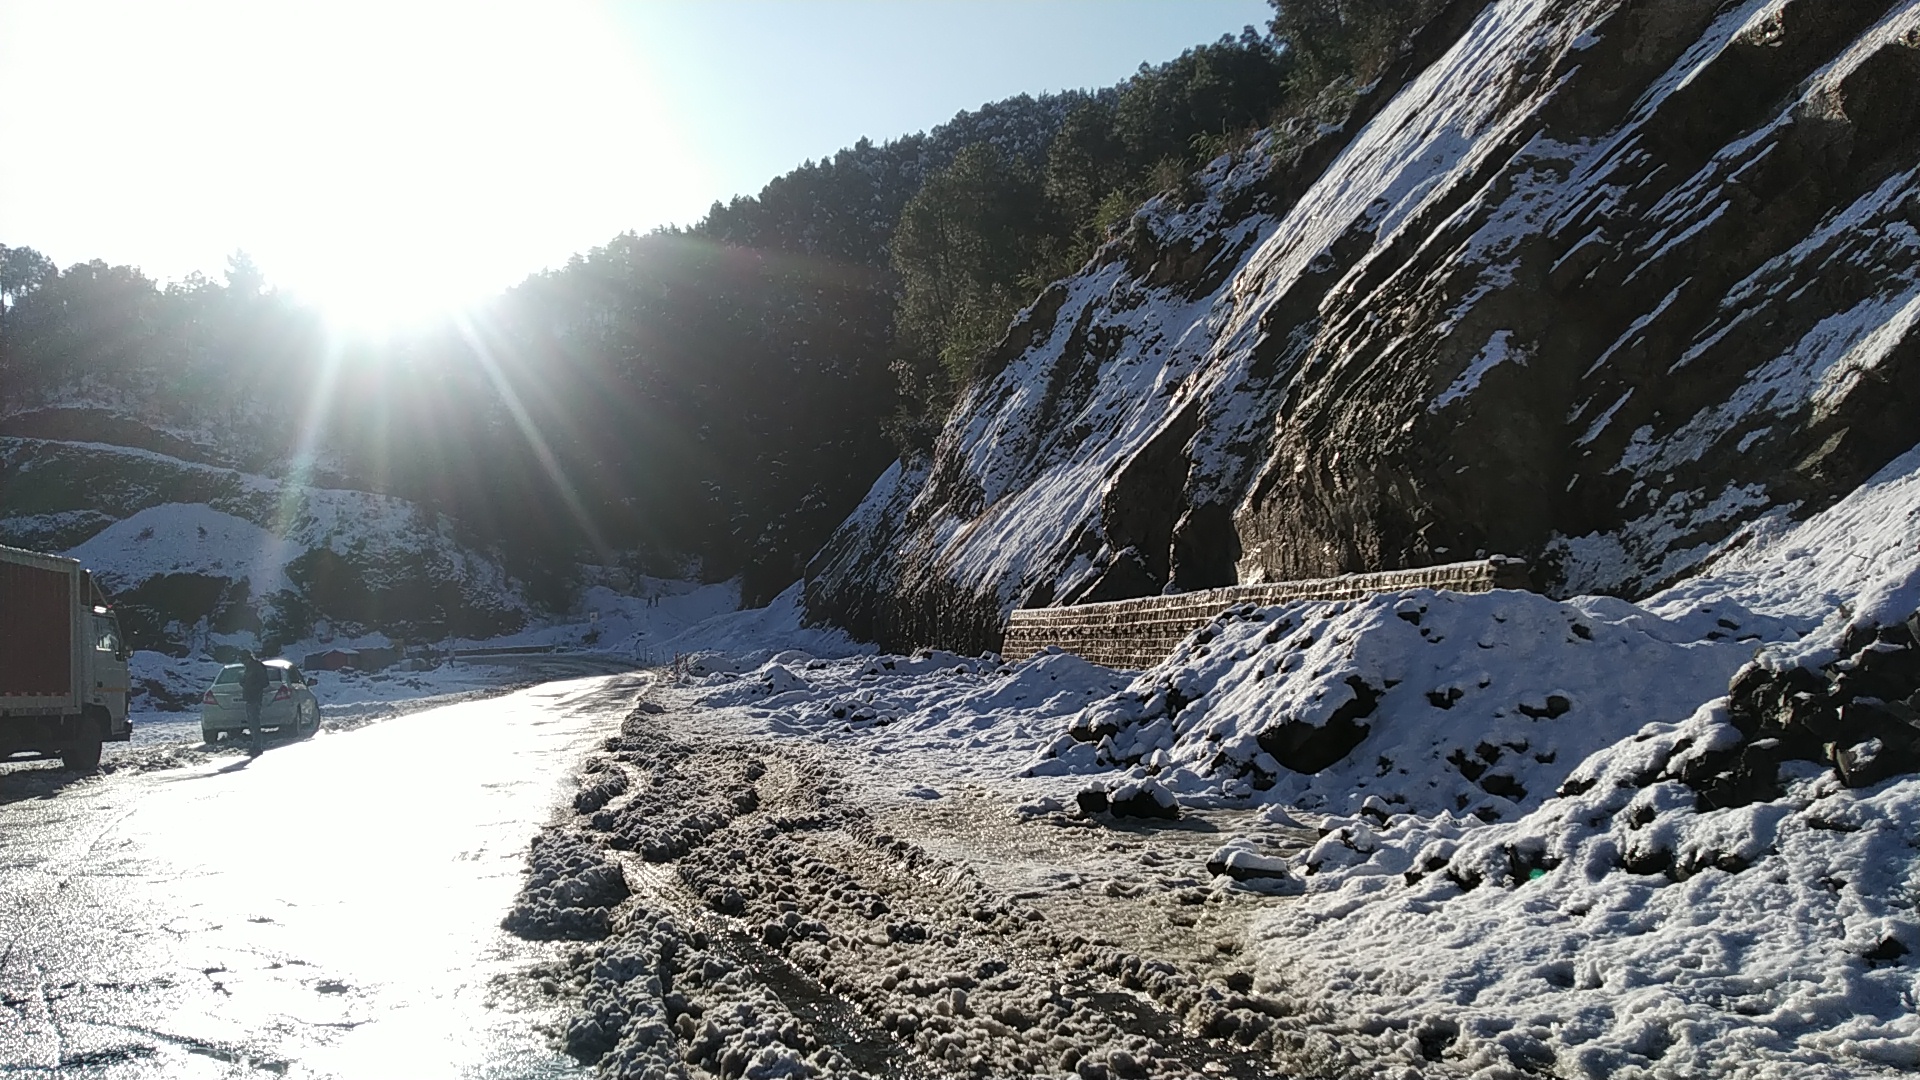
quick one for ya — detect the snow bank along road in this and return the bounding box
[0,671,644,1079]
[507,681,1318,1080]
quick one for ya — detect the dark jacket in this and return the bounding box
[240,657,271,704]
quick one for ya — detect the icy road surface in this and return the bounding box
[0,672,644,1078]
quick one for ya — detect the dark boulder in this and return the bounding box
[1254,677,1380,774]
[1681,612,1920,808]
[1080,778,1180,820]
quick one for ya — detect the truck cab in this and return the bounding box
[87,602,131,734]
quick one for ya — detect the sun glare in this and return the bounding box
[3,1,717,334]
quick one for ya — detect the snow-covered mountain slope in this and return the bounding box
[0,435,529,650]
[699,431,1920,1077]
[807,0,1920,653]
[638,426,1918,1077]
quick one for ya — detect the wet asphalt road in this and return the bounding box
[0,671,644,1078]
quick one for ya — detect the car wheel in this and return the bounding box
[202,727,219,746]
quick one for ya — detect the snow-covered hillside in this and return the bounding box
[0,435,529,651]
[676,430,1920,1077]
[808,0,1920,653]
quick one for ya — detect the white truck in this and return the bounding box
[0,543,131,770]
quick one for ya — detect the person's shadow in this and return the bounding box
[168,748,265,783]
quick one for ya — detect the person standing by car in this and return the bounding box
[240,651,270,756]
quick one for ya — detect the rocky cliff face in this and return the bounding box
[807,0,1920,653]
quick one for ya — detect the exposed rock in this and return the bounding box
[1679,611,1920,807]
[807,0,1920,654]
[1074,787,1111,816]
[1205,846,1297,886]
[1254,677,1380,775]
[1107,778,1180,820]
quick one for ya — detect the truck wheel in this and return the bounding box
[61,740,103,772]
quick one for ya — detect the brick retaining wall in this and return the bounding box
[1002,558,1532,669]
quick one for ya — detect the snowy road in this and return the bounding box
[0,671,646,1078]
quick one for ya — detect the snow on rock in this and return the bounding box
[808,0,1920,655]
[1244,0,1920,598]
[1249,702,1920,1078]
[1028,588,1779,820]
[1099,775,1181,820]
[22,434,531,646]
[803,124,1313,653]
[1220,450,1920,1078]
[1206,842,1301,889]
[145,492,520,638]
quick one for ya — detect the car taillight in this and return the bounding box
[202,690,217,705]
[273,685,291,701]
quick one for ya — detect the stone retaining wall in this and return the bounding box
[1003,558,1532,669]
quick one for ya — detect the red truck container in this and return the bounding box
[0,544,131,769]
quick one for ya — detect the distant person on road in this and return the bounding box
[240,651,271,757]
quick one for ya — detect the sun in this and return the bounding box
[273,235,493,339]
[235,2,673,337]
[7,0,709,338]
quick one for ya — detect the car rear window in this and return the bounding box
[215,664,296,684]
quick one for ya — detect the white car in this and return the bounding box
[200,659,320,744]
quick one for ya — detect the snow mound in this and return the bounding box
[1028,588,1786,819]
[1652,438,1920,673]
[691,647,1132,788]
[1253,700,1920,1078]
[129,650,221,712]
[1228,447,1920,1078]
[655,582,864,669]
[67,503,292,592]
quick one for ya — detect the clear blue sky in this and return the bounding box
[0,0,1271,327]
[622,2,1275,204]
